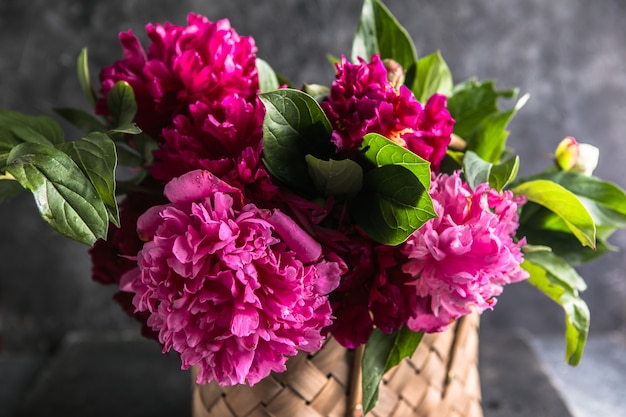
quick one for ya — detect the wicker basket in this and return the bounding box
[191,313,482,417]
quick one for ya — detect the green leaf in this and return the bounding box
[517,171,626,246]
[352,133,435,244]
[0,179,26,203]
[362,327,424,414]
[259,89,335,192]
[490,156,519,192]
[77,48,97,107]
[523,249,587,292]
[573,196,626,237]
[256,57,280,93]
[54,107,107,134]
[351,164,434,245]
[517,202,613,265]
[512,179,596,249]
[351,0,418,88]
[413,51,453,103]
[108,124,142,135]
[59,132,119,227]
[8,125,55,147]
[107,81,138,129]
[463,150,492,190]
[5,142,109,245]
[531,171,626,217]
[359,133,431,185]
[447,79,517,140]
[464,151,520,192]
[522,258,589,365]
[466,93,529,164]
[0,110,65,146]
[305,155,363,198]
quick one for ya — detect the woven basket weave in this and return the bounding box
[191,312,482,417]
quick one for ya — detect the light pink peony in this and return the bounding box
[120,170,341,386]
[401,171,528,332]
[97,15,259,137]
[321,54,454,170]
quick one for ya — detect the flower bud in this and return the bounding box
[555,136,599,176]
[383,58,405,89]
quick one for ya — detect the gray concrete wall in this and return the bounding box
[1,0,625,355]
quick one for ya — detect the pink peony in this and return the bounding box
[97,15,259,137]
[120,170,341,386]
[401,171,528,332]
[321,54,454,170]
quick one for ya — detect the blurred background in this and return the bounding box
[1,0,625,416]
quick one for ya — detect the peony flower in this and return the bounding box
[321,54,454,170]
[97,15,259,136]
[150,95,275,200]
[120,170,341,386]
[401,171,528,332]
[321,230,416,348]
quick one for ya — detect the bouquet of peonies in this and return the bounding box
[2,0,625,413]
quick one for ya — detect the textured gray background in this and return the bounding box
[1,0,625,359]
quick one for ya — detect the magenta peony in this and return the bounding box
[321,54,454,170]
[150,95,275,200]
[97,15,259,136]
[401,171,529,332]
[120,170,341,385]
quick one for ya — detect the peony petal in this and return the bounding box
[164,169,241,204]
[266,210,322,263]
[230,306,259,337]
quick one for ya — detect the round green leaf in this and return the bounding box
[359,133,431,186]
[351,164,435,245]
[259,89,335,192]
